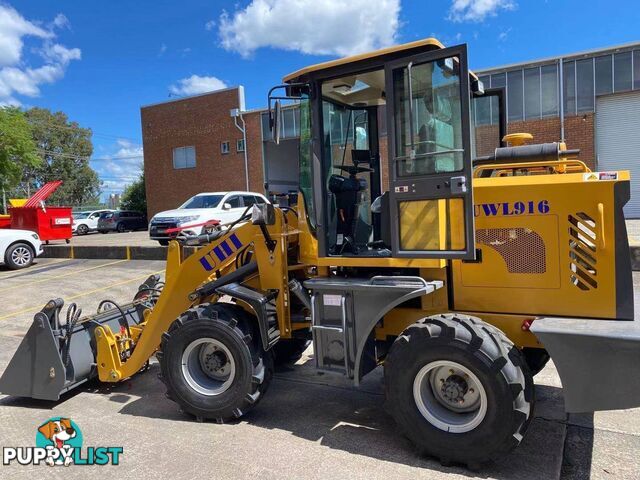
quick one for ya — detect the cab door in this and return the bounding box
[385,44,475,259]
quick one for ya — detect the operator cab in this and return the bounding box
[272,39,502,260]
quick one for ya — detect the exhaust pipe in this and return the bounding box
[0,275,161,401]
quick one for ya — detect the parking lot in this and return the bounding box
[0,258,639,479]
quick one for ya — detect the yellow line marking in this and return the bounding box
[0,259,129,294]
[126,246,131,260]
[70,245,75,259]
[0,270,164,321]
[0,258,72,280]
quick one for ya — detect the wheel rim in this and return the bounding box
[11,246,31,266]
[413,360,487,433]
[79,225,88,234]
[181,338,236,396]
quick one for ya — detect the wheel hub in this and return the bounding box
[182,338,236,396]
[441,375,468,404]
[11,247,30,266]
[413,360,488,433]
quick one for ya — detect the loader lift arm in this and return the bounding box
[96,208,294,382]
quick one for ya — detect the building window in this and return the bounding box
[541,64,558,117]
[490,73,506,124]
[236,139,245,152]
[576,58,594,112]
[614,52,632,92]
[507,70,523,122]
[634,50,640,90]
[524,67,541,120]
[474,75,491,125]
[173,146,196,169]
[563,60,576,115]
[595,55,612,96]
[221,141,230,154]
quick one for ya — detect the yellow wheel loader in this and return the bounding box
[2,38,639,468]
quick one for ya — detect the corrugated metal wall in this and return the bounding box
[596,91,640,218]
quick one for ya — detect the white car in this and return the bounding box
[72,209,114,235]
[149,191,269,245]
[0,229,44,270]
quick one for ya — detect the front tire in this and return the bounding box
[77,224,89,235]
[384,314,533,467]
[5,242,34,269]
[158,303,273,422]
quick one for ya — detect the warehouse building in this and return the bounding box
[142,41,640,218]
[475,41,640,217]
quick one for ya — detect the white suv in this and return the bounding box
[149,191,269,245]
[0,229,43,269]
[72,209,114,235]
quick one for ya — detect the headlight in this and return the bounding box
[31,233,39,240]
[177,216,200,224]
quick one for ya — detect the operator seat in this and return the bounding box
[328,150,374,254]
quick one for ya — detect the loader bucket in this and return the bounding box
[0,275,161,401]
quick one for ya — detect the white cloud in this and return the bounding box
[218,0,400,58]
[92,139,144,192]
[498,27,512,41]
[204,20,216,31]
[0,5,81,104]
[169,75,227,96]
[51,13,70,30]
[448,0,516,22]
[158,43,167,57]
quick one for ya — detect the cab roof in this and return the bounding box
[283,37,478,83]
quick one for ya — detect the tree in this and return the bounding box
[23,108,100,205]
[0,107,40,211]
[120,173,146,215]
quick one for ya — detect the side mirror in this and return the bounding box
[251,203,275,226]
[271,99,281,145]
[222,203,232,210]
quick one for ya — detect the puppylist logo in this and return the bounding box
[3,417,123,467]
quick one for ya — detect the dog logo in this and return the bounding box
[36,417,82,466]
[3,417,122,467]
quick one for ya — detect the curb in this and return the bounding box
[42,245,640,271]
[631,246,640,271]
[42,245,198,261]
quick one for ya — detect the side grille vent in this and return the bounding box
[476,228,546,274]
[568,212,598,290]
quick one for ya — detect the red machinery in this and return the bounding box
[10,181,73,244]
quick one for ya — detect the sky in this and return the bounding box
[3,0,639,199]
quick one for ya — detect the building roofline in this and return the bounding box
[140,85,242,109]
[475,40,640,74]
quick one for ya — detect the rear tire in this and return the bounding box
[384,313,533,467]
[5,242,34,269]
[116,223,126,233]
[158,240,169,246]
[158,303,273,422]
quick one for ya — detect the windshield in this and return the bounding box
[73,212,90,219]
[179,194,224,209]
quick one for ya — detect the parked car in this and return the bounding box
[0,229,43,270]
[149,191,269,245]
[97,210,148,233]
[72,209,115,235]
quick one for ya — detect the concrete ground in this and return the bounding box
[0,258,638,479]
[626,220,640,246]
[68,230,157,247]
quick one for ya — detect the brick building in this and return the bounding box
[141,87,265,217]
[142,41,640,218]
